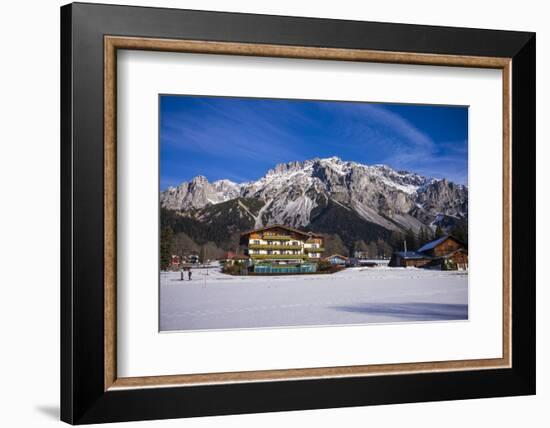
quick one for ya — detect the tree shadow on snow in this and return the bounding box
[331,302,468,321]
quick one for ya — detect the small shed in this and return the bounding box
[324,254,348,266]
[346,258,379,267]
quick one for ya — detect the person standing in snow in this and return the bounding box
[188,269,192,281]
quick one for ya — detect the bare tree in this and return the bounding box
[173,232,199,257]
[367,241,378,259]
[323,234,349,256]
[203,241,225,260]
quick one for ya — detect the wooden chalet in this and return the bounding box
[389,235,468,270]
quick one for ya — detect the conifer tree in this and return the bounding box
[405,228,418,251]
[160,227,175,271]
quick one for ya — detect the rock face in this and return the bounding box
[161,157,467,233]
[160,176,241,210]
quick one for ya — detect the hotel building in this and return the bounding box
[239,225,324,273]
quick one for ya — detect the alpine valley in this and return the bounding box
[160,157,468,256]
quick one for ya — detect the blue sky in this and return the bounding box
[160,95,468,190]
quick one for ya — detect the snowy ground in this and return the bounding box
[160,265,468,331]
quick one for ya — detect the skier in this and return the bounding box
[188,269,192,281]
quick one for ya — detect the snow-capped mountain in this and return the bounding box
[161,157,467,234]
[161,176,241,210]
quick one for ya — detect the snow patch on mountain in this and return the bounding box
[161,156,467,233]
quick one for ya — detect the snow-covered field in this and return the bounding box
[160,266,468,331]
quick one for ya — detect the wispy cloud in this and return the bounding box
[160,96,468,187]
[161,98,309,166]
[319,103,468,183]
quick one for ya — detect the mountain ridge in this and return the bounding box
[161,156,467,236]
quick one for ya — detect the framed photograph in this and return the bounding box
[61,2,535,424]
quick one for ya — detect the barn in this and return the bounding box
[388,251,432,268]
[389,235,468,270]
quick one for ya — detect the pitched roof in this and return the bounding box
[324,254,349,260]
[417,235,466,253]
[393,251,431,260]
[417,236,450,253]
[240,224,323,239]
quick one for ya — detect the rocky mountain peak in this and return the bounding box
[160,157,467,233]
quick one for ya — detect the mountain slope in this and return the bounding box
[308,199,392,245]
[161,157,467,242]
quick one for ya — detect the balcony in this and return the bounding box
[249,243,302,250]
[304,247,324,253]
[249,254,307,260]
[262,235,292,240]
